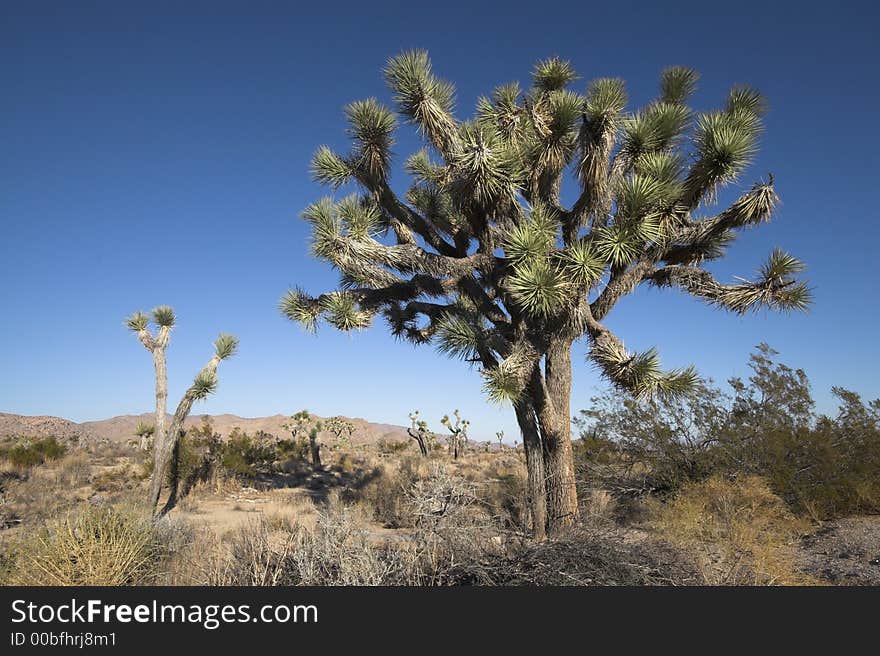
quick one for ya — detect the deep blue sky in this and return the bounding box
[2,1,878,440]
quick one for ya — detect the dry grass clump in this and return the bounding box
[456,525,701,586]
[197,496,420,586]
[651,474,815,585]
[4,504,165,585]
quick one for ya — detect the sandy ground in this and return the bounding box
[798,516,880,585]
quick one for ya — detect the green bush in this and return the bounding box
[218,428,277,477]
[0,436,67,469]
[576,345,880,519]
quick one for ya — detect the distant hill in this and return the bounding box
[0,411,411,445]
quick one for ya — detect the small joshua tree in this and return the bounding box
[283,410,324,469]
[126,306,238,516]
[134,422,155,451]
[496,430,505,451]
[441,409,469,459]
[325,415,356,450]
[407,410,434,457]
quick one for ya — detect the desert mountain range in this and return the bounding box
[0,412,411,445]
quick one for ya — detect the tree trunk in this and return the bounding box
[161,437,181,516]
[540,338,578,535]
[310,432,322,469]
[515,400,547,542]
[149,346,168,513]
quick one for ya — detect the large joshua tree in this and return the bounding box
[281,52,810,538]
[126,306,238,516]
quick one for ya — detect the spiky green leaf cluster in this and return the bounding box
[311,146,353,189]
[345,98,396,180]
[214,333,239,360]
[280,288,321,332]
[507,260,570,317]
[448,122,523,206]
[584,78,627,120]
[384,50,457,153]
[435,313,481,361]
[659,66,699,105]
[558,240,605,285]
[502,204,557,265]
[190,370,218,400]
[532,57,578,92]
[125,311,149,332]
[482,355,529,404]
[152,305,176,328]
[321,292,372,331]
[591,341,698,399]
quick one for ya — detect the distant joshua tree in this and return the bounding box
[407,410,433,457]
[284,410,324,469]
[496,430,505,451]
[325,415,356,450]
[441,410,469,459]
[282,52,810,538]
[134,422,155,451]
[126,306,238,516]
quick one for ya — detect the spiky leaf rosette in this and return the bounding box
[311,146,353,189]
[190,370,218,401]
[532,57,578,92]
[559,240,605,286]
[590,341,697,399]
[507,259,570,317]
[384,50,458,155]
[126,311,149,332]
[345,98,396,181]
[502,204,557,265]
[151,305,175,328]
[280,288,322,332]
[659,66,699,105]
[435,313,481,361]
[321,292,372,331]
[448,122,523,207]
[214,333,239,360]
[482,352,531,404]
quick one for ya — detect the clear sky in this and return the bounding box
[2,1,878,440]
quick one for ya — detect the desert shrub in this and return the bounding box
[576,345,880,519]
[352,456,425,527]
[478,458,529,530]
[378,437,411,455]
[457,525,700,586]
[50,452,91,487]
[0,436,67,469]
[651,475,813,585]
[91,464,136,492]
[218,428,277,478]
[5,504,165,585]
[200,499,419,586]
[276,436,310,462]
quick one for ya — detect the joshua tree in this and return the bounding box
[134,422,155,451]
[126,306,238,516]
[496,430,505,451]
[407,410,433,457]
[281,52,810,538]
[325,415,356,450]
[284,409,324,468]
[441,409,469,459]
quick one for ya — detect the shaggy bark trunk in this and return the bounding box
[540,338,579,535]
[310,432,322,469]
[407,429,428,457]
[148,346,168,515]
[515,400,547,542]
[161,438,181,516]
